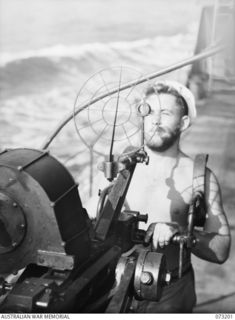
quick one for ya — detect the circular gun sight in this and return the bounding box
[137,102,151,117]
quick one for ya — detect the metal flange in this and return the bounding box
[134,250,166,301]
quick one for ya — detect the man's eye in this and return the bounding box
[161,110,170,115]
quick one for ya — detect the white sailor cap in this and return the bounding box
[152,80,197,125]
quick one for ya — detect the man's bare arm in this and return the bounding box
[192,169,231,264]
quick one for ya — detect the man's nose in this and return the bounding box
[152,111,161,125]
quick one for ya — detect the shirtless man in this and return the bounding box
[125,80,231,312]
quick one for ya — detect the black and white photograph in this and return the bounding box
[0,0,234,315]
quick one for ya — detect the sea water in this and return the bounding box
[0,0,213,199]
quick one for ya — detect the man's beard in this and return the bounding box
[146,125,181,152]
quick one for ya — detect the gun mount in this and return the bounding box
[0,147,155,312]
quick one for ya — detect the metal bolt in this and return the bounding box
[140,272,153,285]
[39,257,45,264]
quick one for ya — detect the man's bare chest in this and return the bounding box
[126,164,193,227]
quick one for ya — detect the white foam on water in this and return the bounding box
[0,30,196,66]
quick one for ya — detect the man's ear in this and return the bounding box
[180,115,190,132]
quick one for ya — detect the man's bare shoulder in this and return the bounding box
[177,151,194,172]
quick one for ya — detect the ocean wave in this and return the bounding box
[0,32,195,66]
[0,32,196,99]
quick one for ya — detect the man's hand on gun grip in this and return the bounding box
[144,222,180,249]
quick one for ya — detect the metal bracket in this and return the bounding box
[37,250,74,271]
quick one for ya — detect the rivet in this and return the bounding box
[39,257,44,264]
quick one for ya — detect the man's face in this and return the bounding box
[144,93,183,152]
